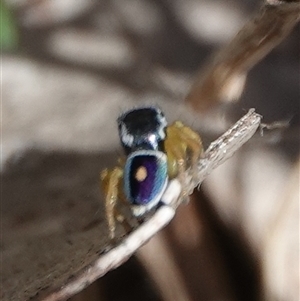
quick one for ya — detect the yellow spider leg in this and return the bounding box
[165,126,187,179]
[165,121,203,199]
[172,121,203,151]
[114,207,132,234]
[115,183,134,233]
[100,167,123,240]
[173,122,203,174]
[164,147,179,179]
[165,137,190,201]
[169,122,203,166]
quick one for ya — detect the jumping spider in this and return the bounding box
[101,106,203,240]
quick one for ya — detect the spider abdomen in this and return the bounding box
[123,150,168,215]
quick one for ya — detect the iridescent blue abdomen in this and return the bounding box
[123,150,168,215]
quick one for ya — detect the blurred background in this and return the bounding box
[2,0,299,300]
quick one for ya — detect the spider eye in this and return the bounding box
[124,151,168,206]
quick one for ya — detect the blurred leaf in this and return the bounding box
[1,0,18,50]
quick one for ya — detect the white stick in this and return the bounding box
[42,109,262,301]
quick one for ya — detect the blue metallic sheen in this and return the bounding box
[123,150,168,207]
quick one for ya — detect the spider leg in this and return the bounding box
[173,121,203,177]
[165,126,189,201]
[165,121,203,198]
[114,207,132,234]
[100,167,124,240]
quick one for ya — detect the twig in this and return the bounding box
[38,109,262,301]
[186,1,300,111]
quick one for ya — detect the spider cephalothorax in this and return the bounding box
[118,107,167,153]
[101,106,203,240]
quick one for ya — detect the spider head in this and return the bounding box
[118,107,167,154]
